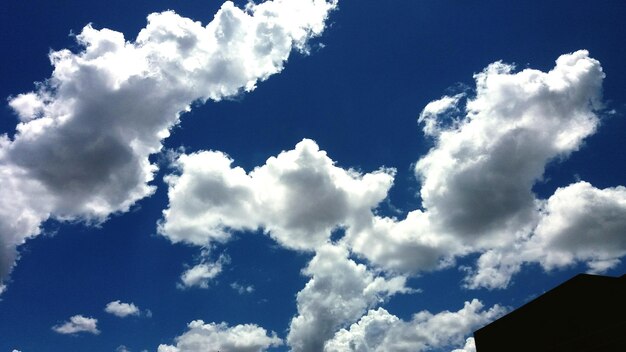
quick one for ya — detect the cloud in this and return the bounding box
[178,254,229,289]
[116,346,131,352]
[287,244,411,352]
[105,300,141,318]
[52,315,100,335]
[156,50,622,349]
[0,0,337,289]
[532,182,626,269]
[464,181,626,289]
[418,93,464,137]
[159,139,394,251]
[157,320,282,352]
[450,337,477,352]
[324,300,504,352]
[164,50,616,289]
[414,50,603,245]
[322,307,399,352]
[348,50,622,288]
[231,282,255,294]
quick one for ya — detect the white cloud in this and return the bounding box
[105,300,141,318]
[159,139,394,251]
[322,307,399,352]
[0,0,337,288]
[451,337,477,352]
[418,93,464,137]
[349,50,621,288]
[157,320,282,352]
[231,282,255,294]
[116,346,131,352]
[532,182,626,269]
[158,49,620,287]
[52,315,100,335]
[178,254,229,289]
[464,181,626,289]
[324,300,504,352]
[155,49,622,349]
[414,50,603,246]
[287,244,411,352]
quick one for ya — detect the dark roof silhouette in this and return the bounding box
[474,273,626,352]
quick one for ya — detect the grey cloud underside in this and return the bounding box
[0,0,338,286]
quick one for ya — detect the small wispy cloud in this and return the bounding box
[52,315,100,335]
[178,254,230,289]
[105,300,141,318]
[230,282,255,295]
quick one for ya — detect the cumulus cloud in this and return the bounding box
[349,50,625,288]
[464,181,626,289]
[287,244,411,352]
[178,254,229,289]
[159,139,394,251]
[157,142,412,350]
[532,182,626,270]
[105,300,141,318]
[52,315,100,335]
[157,320,282,352]
[156,50,623,349]
[415,50,603,245]
[324,301,504,352]
[0,0,337,289]
[322,307,399,352]
[164,51,620,289]
[450,337,477,352]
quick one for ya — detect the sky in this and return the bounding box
[1,0,625,351]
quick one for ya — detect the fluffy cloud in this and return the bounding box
[450,337,477,352]
[159,139,394,251]
[464,181,626,289]
[52,315,100,335]
[415,50,603,245]
[324,301,503,352]
[105,300,141,318]
[322,307,399,352]
[178,254,229,289]
[0,0,337,290]
[349,50,625,288]
[287,244,411,352]
[156,50,623,350]
[157,321,282,352]
[165,51,620,288]
[532,182,626,270]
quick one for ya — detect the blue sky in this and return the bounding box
[1,1,625,351]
